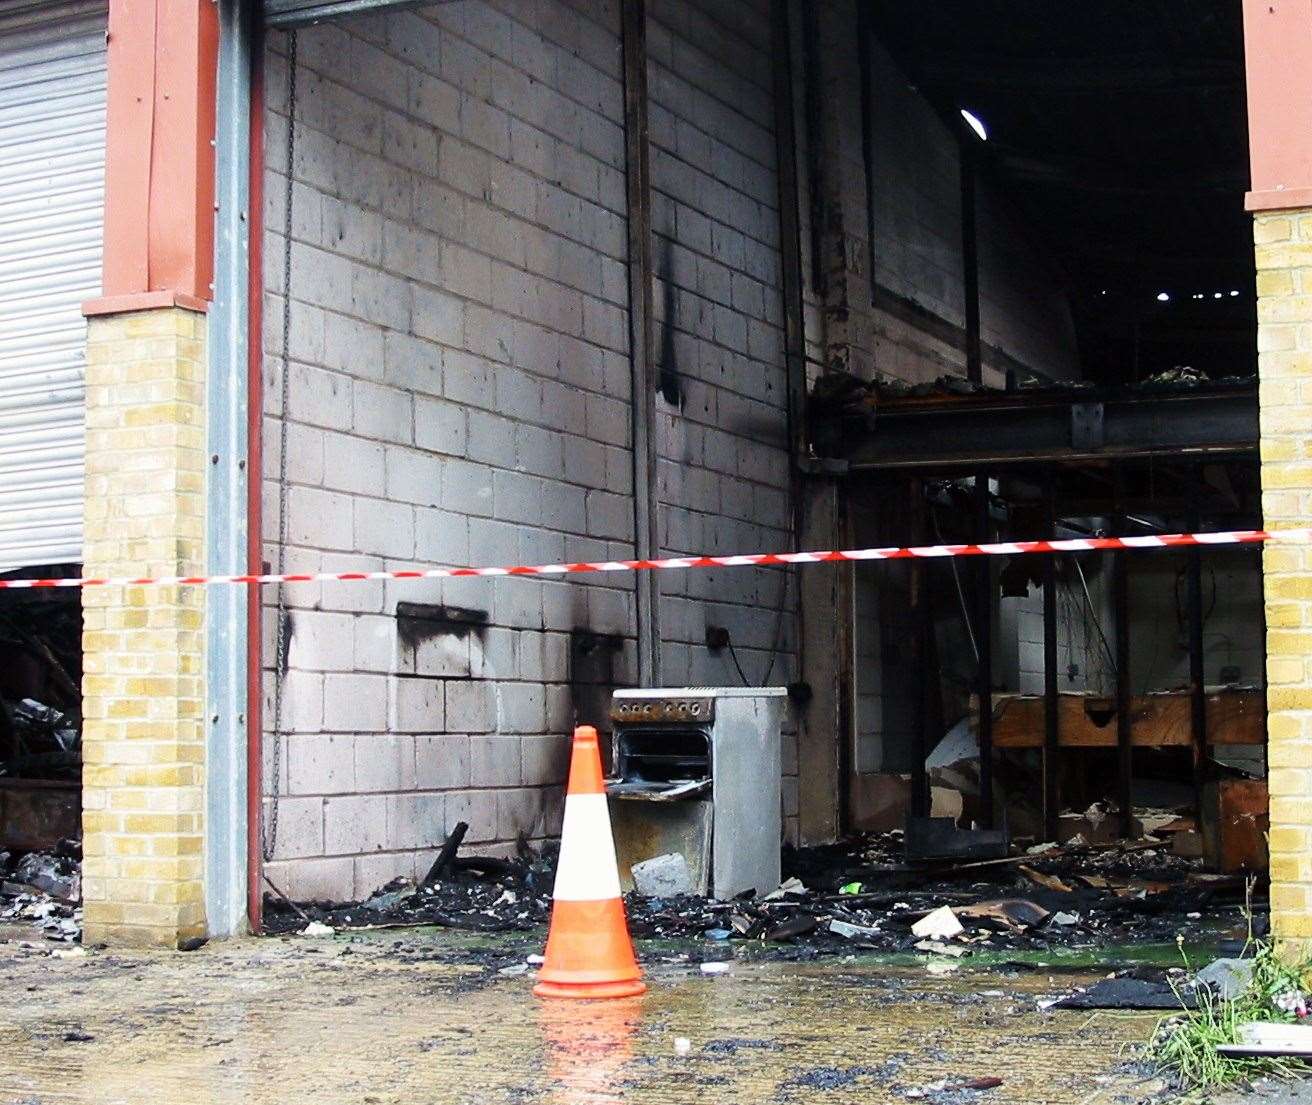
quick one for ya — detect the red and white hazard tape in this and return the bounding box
[0,527,1306,592]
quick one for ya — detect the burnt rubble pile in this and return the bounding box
[267,829,1254,959]
[0,585,83,782]
[263,844,558,935]
[0,841,82,943]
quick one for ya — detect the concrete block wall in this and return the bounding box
[1005,552,1262,699]
[976,188,1079,382]
[260,0,639,899]
[645,0,800,836]
[865,33,1079,386]
[865,32,965,383]
[1008,569,1116,697]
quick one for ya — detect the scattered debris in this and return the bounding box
[763,876,807,901]
[300,921,335,937]
[674,1037,692,1056]
[828,918,880,940]
[914,940,968,958]
[765,913,817,942]
[700,961,731,975]
[1195,957,1256,1002]
[1018,865,1073,894]
[631,852,694,897]
[904,1075,1003,1099]
[912,906,964,940]
[261,829,1255,967]
[1217,1022,1312,1058]
[956,899,1049,931]
[1053,969,1192,1011]
[419,821,468,887]
[0,843,81,942]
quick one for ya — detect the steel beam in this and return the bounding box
[263,0,441,29]
[840,386,1258,471]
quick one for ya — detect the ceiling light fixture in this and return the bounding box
[960,109,988,141]
[1156,291,1170,302]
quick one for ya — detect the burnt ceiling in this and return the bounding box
[868,0,1256,385]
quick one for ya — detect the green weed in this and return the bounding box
[1148,905,1311,1092]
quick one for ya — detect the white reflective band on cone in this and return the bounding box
[551,793,623,902]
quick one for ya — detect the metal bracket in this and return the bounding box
[1070,401,1105,450]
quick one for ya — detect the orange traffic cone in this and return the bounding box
[534,725,647,1000]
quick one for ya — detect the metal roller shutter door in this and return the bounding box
[0,0,106,571]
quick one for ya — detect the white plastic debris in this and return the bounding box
[700,961,731,975]
[498,964,528,977]
[762,876,807,901]
[526,954,545,966]
[1217,1021,1312,1058]
[674,1037,692,1056]
[915,940,967,958]
[911,906,964,940]
[1049,911,1080,927]
[49,945,86,959]
[828,918,880,940]
[300,921,335,937]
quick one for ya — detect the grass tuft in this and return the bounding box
[1148,903,1312,1092]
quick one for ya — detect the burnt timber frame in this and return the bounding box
[861,383,1260,843]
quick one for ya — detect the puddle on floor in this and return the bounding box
[0,929,1169,1104]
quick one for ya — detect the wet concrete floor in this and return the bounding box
[0,928,1172,1105]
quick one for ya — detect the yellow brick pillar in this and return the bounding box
[81,307,208,947]
[1255,210,1312,953]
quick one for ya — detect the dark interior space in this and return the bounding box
[870,0,1256,385]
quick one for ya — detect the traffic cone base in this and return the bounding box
[534,897,646,998]
[533,977,648,1000]
[534,726,646,1001]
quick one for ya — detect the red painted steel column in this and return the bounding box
[84,0,219,316]
[1242,0,1312,212]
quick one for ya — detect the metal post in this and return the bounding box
[1113,473,1134,837]
[621,0,660,686]
[1187,463,1208,795]
[910,479,930,818]
[207,0,254,937]
[975,473,994,827]
[1043,475,1060,841]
